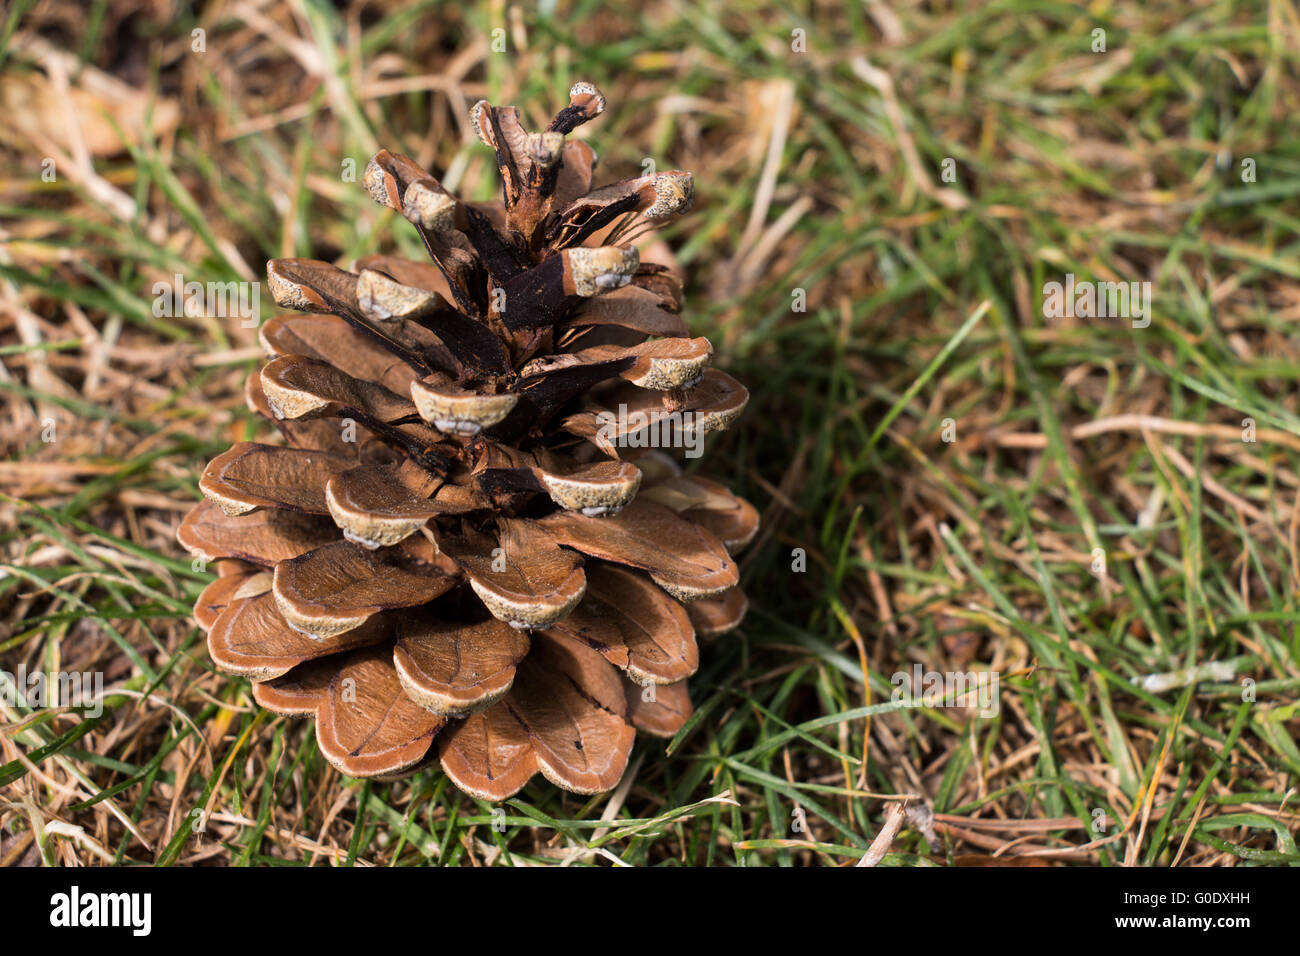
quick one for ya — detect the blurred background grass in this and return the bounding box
[0,0,1297,866]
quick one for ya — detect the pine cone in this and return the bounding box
[178,84,757,798]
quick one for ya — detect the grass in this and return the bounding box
[0,0,1298,866]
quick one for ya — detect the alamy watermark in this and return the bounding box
[1,665,103,718]
[50,886,150,936]
[152,273,260,328]
[890,664,1000,717]
[1042,273,1151,329]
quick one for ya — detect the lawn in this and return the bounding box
[0,0,1297,866]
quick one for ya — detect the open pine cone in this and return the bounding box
[178,83,757,799]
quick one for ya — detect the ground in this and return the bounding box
[0,0,1297,866]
